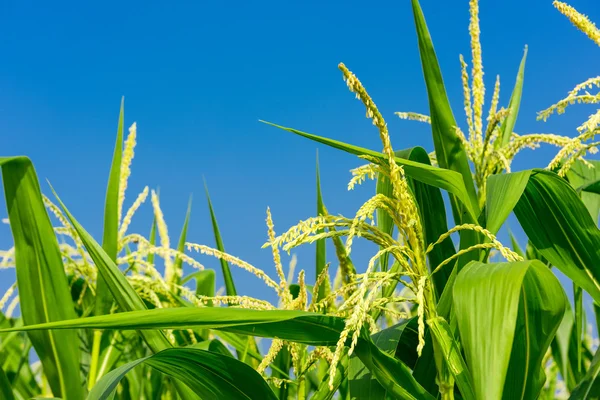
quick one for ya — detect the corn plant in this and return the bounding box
[0,0,599,399]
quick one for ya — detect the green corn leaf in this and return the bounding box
[88,348,276,400]
[0,308,345,346]
[574,283,584,374]
[260,121,478,222]
[485,171,532,235]
[570,348,600,399]
[311,354,349,400]
[508,231,525,258]
[204,181,237,296]
[190,339,234,358]
[349,319,418,399]
[0,157,84,399]
[567,159,600,223]
[173,197,192,288]
[0,364,15,400]
[97,98,125,317]
[453,260,566,400]
[397,147,457,295]
[315,154,328,301]
[497,47,528,148]
[513,170,600,303]
[427,317,476,400]
[410,0,479,221]
[352,339,435,400]
[147,214,157,265]
[551,302,583,391]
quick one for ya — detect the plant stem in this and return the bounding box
[87,330,103,390]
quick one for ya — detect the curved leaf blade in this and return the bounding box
[0,157,84,399]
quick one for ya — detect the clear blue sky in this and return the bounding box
[1,0,598,305]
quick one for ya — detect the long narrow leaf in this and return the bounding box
[497,47,528,148]
[204,181,237,296]
[261,121,478,221]
[410,0,479,220]
[0,157,84,399]
[97,99,125,316]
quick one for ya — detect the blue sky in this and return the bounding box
[1,0,599,305]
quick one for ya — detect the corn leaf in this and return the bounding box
[0,364,14,400]
[570,348,600,400]
[97,99,125,317]
[352,339,435,400]
[89,348,276,400]
[410,0,479,220]
[513,170,600,303]
[427,317,476,399]
[316,154,327,301]
[204,181,237,296]
[0,308,345,346]
[261,121,478,221]
[453,260,566,400]
[485,171,532,235]
[497,47,528,148]
[0,157,84,399]
[349,319,420,399]
[173,197,192,288]
[567,159,600,223]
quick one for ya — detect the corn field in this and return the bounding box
[1,0,600,399]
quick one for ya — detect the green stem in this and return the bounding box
[87,330,103,390]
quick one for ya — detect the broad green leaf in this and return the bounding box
[260,121,478,221]
[49,187,199,400]
[453,260,566,400]
[514,170,600,303]
[486,171,532,235]
[410,0,479,221]
[502,264,567,399]
[204,181,237,296]
[173,197,192,288]
[498,47,528,148]
[89,348,276,400]
[570,348,600,399]
[316,154,327,301]
[0,157,84,399]
[97,98,125,316]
